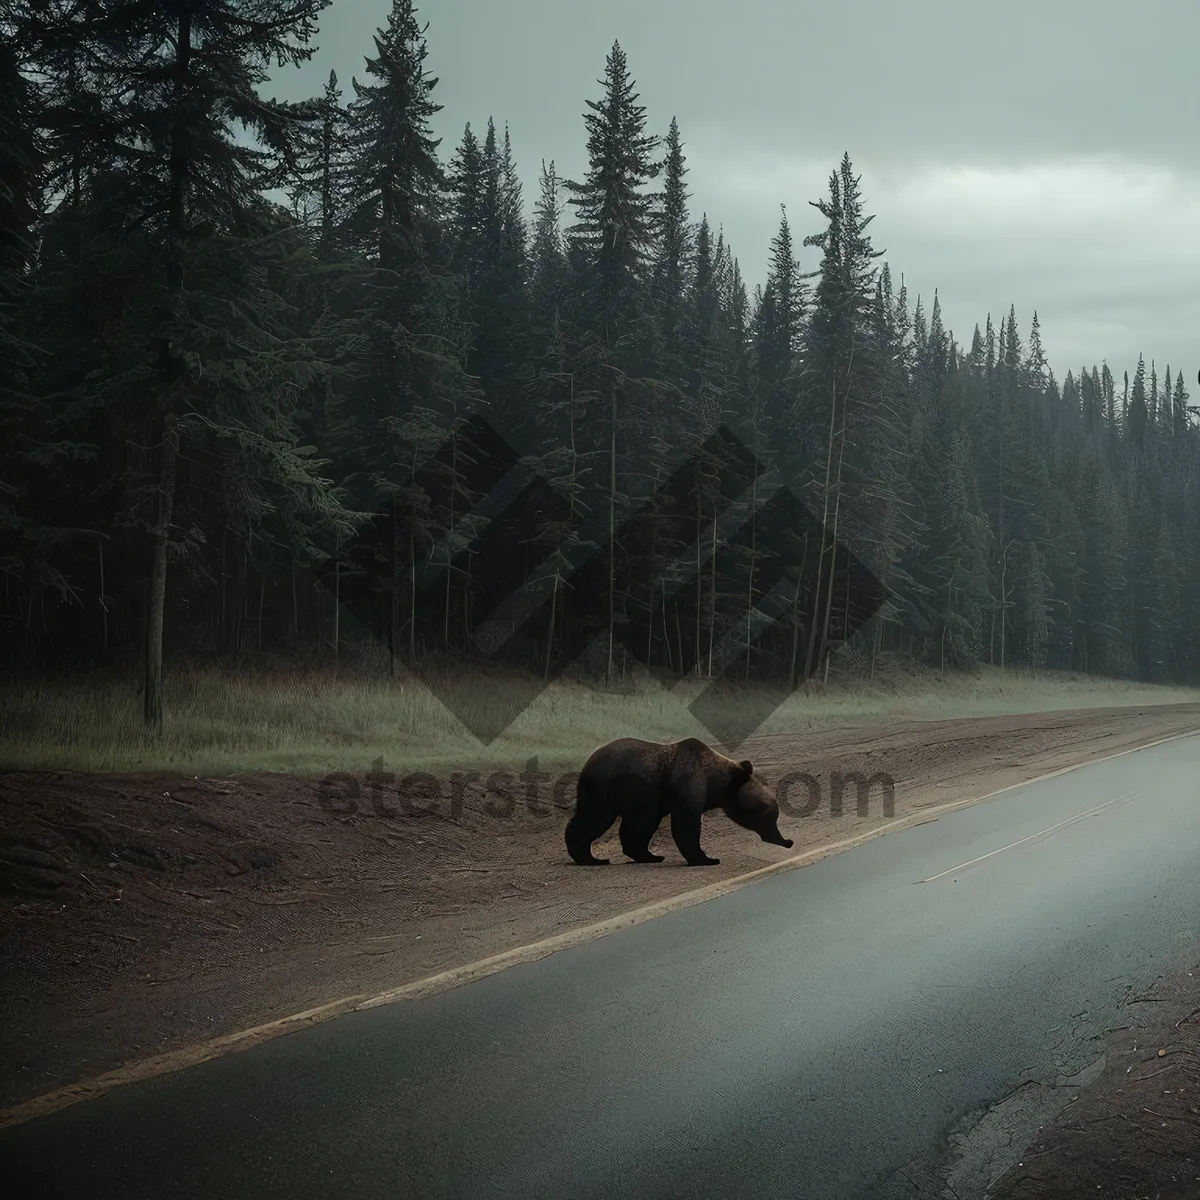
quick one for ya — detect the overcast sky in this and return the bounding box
[269,0,1199,393]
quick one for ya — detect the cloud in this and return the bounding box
[688,143,1199,381]
[266,0,1198,386]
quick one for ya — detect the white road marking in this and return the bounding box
[920,792,1140,883]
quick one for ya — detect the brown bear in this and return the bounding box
[564,736,794,867]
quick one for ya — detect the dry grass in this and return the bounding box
[2,652,1198,777]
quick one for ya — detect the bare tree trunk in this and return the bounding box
[607,376,617,680]
[675,602,685,679]
[709,499,718,679]
[99,538,108,657]
[695,480,702,673]
[662,583,673,674]
[544,573,558,681]
[645,575,654,668]
[788,533,810,690]
[219,528,227,645]
[143,8,192,728]
[996,390,1006,669]
[818,356,852,680]
[391,494,400,680]
[408,524,416,660]
[143,412,179,730]
[408,447,419,661]
[1129,588,1137,669]
[743,464,758,682]
[445,428,457,649]
[227,547,247,655]
[806,373,839,681]
[839,546,852,667]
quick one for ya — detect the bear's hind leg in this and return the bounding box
[619,809,665,863]
[565,782,617,865]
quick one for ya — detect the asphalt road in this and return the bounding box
[5,734,1200,1200]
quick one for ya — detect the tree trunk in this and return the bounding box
[143,7,191,727]
[694,475,703,674]
[257,569,265,652]
[806,372,839,680]
[645,575,654,669]
[743,466,757,682]
[662,583,673,674]
[143,412,179,731]
[99,538,108,658]
[607,376,617,680]
[225,547,247,655]
[333,537,340,669]
[675,602,685,679]
[818,362,851,678]
[391,494,400,680]
[788,532,810,690]
[709,498,718,679]
[544,572,558,681]
[408,523,417,659]
[291,553,299,644]
[444,428,457,650]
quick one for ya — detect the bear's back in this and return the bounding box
[580,737,673,781]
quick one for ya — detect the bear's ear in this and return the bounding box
[739,759,753,776]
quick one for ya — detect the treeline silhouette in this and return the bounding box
[2,0,1196,727]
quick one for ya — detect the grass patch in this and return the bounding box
[2,656,1198,777]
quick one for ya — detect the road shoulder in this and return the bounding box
[2,703,1198,1121]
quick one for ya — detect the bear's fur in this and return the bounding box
[564,736,794,867]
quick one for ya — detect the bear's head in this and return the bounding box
[723,760,794,850]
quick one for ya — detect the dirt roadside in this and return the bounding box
[1,703,1198,1116]
[985,951,1200,1200]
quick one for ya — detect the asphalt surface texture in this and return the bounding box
[4,733,1199,1199]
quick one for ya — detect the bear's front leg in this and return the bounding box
[670,804,720,866]
[619,808,666,863]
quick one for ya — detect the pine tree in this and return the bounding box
[564,40,660,348]
[969,324,985,376]
[1172,370,1190,438]
[1026,310,1047,391]
[562,40,661,675]
[449,117,528,436]
[527,159,568,332]
[800,155,890,679]
[752,207,804,452]
[290,70,351,260]
[652,116,691,370]
[449,122,486,288]
[1128,354,1148,448]
[10,11,1200,699]
[43,0,367,725]
[0,32,51,625]
[339,0,480,670]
